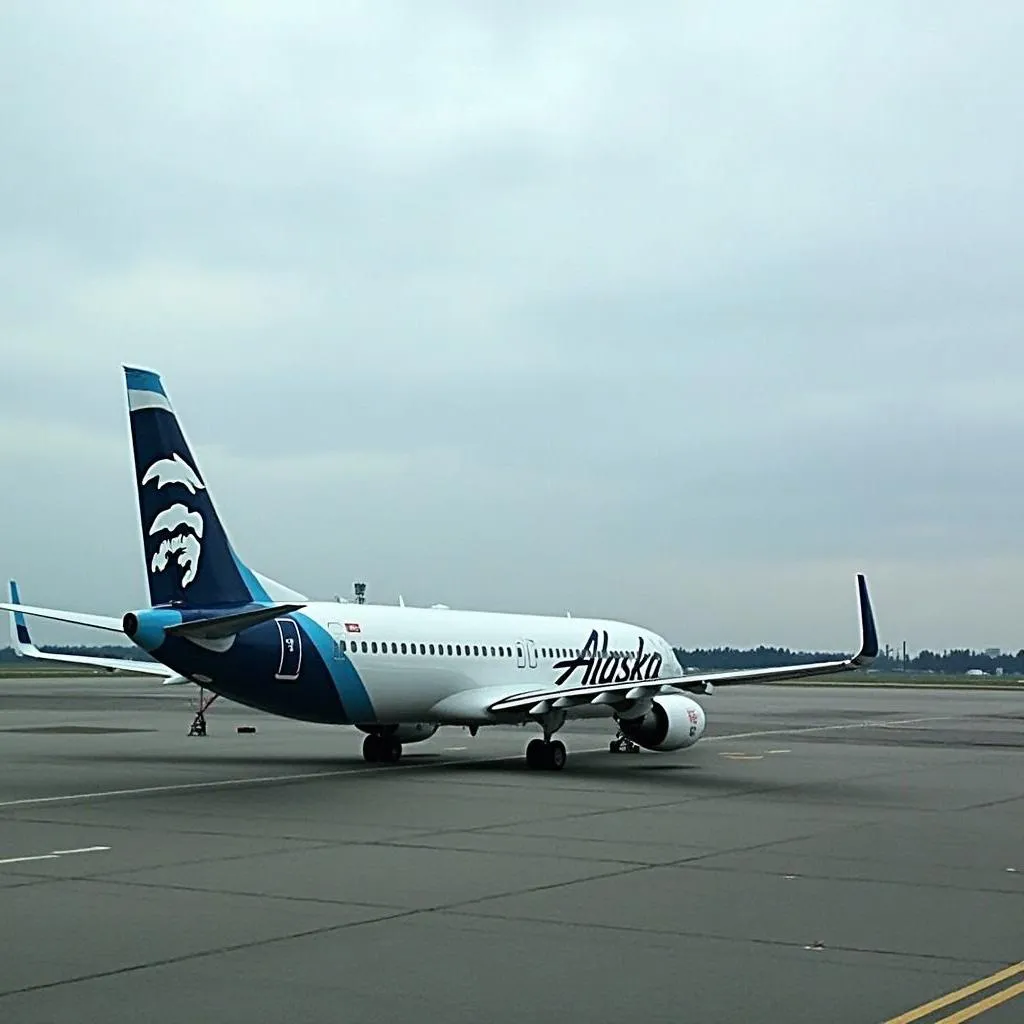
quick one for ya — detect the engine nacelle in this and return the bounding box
[617,694,706,751]
[357,722,439,744]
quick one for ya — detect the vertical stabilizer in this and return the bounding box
[125,367,268,608]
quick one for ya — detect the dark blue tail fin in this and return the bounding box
[125,367,284,609]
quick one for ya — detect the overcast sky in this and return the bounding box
[2,2,1023,652]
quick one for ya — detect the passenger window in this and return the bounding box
[361,641,368,653]
[473,645,479,656]
[338,639,347,653]
[429,643,435,655]
[400,642,407,654]
[456,644,462,656]
[490,646,495,656]
[371,641,378,654]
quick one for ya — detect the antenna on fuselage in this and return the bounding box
[354,582,367,605]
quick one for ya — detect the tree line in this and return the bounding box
[673,646,1024,676]
[0,644,156,664]
[2,643,1021,675]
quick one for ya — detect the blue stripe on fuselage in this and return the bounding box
[139,616,355,725]
[295,614,377,723]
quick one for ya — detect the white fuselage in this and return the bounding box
[301,602,682,724]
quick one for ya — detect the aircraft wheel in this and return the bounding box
[547,740,567,771]
[526,738,546,769]
[362,734,381,763]
[381,738,402,764]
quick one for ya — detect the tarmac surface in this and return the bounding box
[1,675,1023,1023]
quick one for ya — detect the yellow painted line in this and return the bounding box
[883,960,1024,1023]
[935,978,1024,1022]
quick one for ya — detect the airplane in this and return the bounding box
[1,367,879,770]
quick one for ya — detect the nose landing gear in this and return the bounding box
[609,730,640,753]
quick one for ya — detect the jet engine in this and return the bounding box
[616,694,706,751]
[357,722,439,744]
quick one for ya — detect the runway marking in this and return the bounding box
[0,845,110,866]
[0,714,956,811]
[707,714,954,743]
[883,959,1024,1023]
[766,749,790,754]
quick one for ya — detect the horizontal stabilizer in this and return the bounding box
[5,581,177,678]
[0,601,124,633]
[165,602,305,641]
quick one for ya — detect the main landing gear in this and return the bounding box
[526,710,568,770]
[525,738,567,770]
[362,733,402,764]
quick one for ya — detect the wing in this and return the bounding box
[4,581,183,681]
[488,573,878,716]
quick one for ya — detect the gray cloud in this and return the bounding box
[2,2,1023,651]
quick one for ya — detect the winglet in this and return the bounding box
[853,572,878,666]
[8,580,38,655]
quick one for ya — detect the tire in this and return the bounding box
[548,740,567,771]
[526,738,545,769]
[362,734,380,763]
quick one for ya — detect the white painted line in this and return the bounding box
[0,754,542,809]
[0,714,952,810]
[0,845,110,866]
[706,715,954,743]
[444,746,468,751]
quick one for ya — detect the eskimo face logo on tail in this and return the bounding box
[148,504,204,587]
[142,454,205,494]
[140,452,206,590]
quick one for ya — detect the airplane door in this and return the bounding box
[525,640,538,669]
[516,639,537,669]
[327,623,345,658]
[275,618,302,681]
